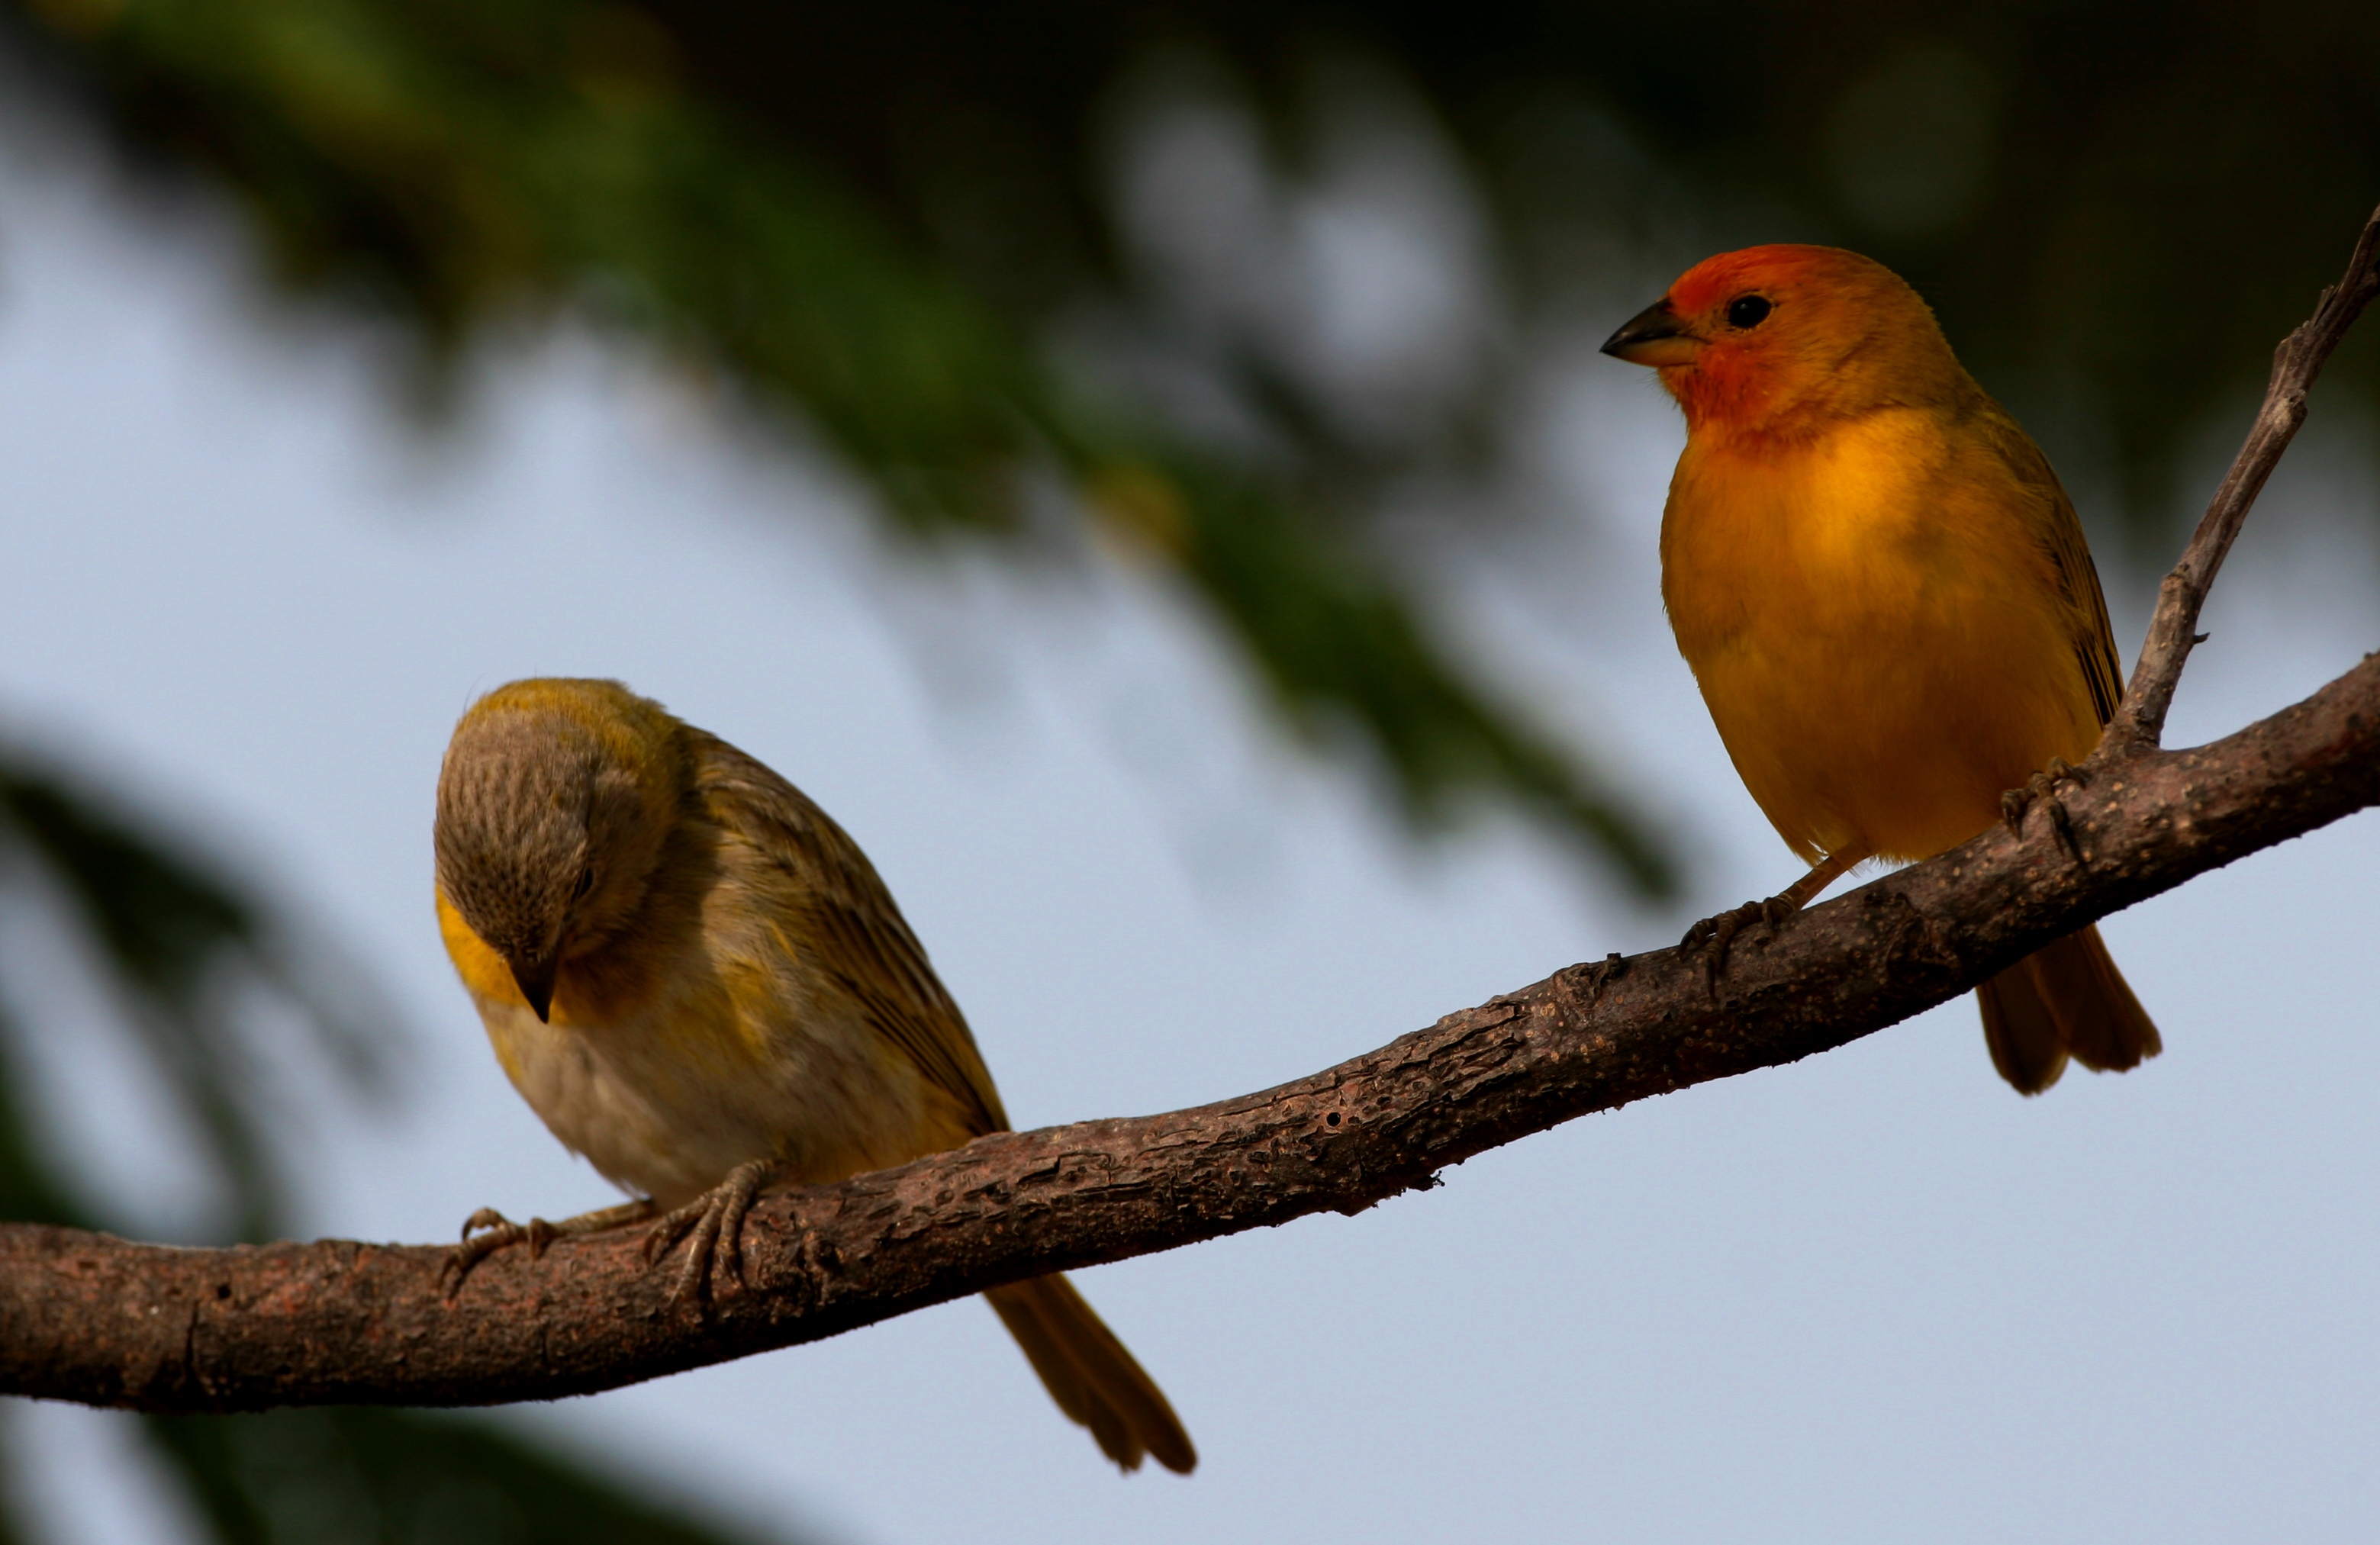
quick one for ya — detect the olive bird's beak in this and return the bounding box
[1599,299,1701,367]
[508,955,557,1023]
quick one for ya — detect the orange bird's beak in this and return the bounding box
[1600,298,1701,367]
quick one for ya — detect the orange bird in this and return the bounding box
[1602,245,2159,1094]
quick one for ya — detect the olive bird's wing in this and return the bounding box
[694,733,1010,1138]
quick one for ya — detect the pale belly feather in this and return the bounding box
[450,874,948,1211]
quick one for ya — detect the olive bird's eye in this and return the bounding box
[572,867,595,902]
[1727,295,1773,330]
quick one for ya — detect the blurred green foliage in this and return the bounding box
[0,756,796,1545]
[147,1408,767,1545]
[0,762,382,1241]
[8,4,2379,891]
[0,0,1697,893]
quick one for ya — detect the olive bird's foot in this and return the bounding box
[440,1198,655,1296]
[1680,897,1795,990]
[642,1159,781,1307]
[2000,756,2088,861]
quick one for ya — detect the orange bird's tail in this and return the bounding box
[1976,924,2162,1095]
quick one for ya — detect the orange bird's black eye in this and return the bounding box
[572,867,595,901]
[1727,295,1772,329]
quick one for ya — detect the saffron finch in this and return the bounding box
[1603,245,2159,1094]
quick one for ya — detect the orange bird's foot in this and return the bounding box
[2000,756,2089,861]
[1679,846,1870,992]
[440,1198,656,1296]
[642,1159,781,1307]
[1679,897,1796,990]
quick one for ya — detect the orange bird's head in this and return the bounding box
[1601,244,1971,439]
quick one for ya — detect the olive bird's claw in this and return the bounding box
[443,1209,533,1296]
[440,1198,656,1296]
[642,1159,778,1310]
[460,1206,509,1238]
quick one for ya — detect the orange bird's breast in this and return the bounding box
[1660,406,2105,863]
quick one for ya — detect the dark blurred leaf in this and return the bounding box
[0,755,388,1241]
[145,1408,786,1545]
[0,748,810,1545]
[633,0,2380,523]
[1082,452,1673,891]
[0,1429,31,1545]
[0,997,79,1229]
[7,1,2380,893]
[0,0,1678,893]
[17,6,2375,889]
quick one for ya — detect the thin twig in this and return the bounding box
[2107,200,2380,754]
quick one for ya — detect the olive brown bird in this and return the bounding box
[432,677,1195,1472]
[1602,245,2159,1095]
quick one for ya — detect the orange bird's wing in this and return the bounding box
[1977,406,2127,727]
[691,732,1011,1139]
[1967,405,2158,1092]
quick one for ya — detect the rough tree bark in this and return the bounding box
[4,204,2375,1416]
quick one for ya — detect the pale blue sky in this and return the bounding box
[2,105,2376,1545]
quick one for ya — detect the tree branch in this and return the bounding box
[6,204,2378,1418]
[2108,199,2380,754]
[3,650,2375,1412]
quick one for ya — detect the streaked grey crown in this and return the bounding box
[433,709,601,967]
